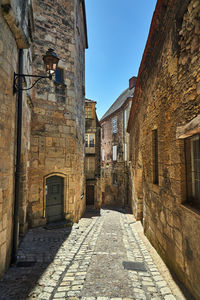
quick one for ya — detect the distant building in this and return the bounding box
[85,99,101,208]
[100,77,136,207]
[127,0,200,298]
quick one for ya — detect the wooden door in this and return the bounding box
[46,176,64,223]
[86,185,94,205]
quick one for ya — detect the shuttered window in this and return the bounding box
[102,149,105,161]
[85,106,93,118]
[124,143,127,161]
[113,145,117,161]
[112,117,117,133]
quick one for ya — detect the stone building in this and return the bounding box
[0,0,34,277]
[85,99,101,208]
[127,0,200,298]
[0,0,88,277]
[28,0,88,227]
[100,77,136,207]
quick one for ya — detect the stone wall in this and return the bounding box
[0,1,33,277]
[101,99,131,207]
[28,0,87,226]
[85,100,101,208]
[128,0,200,297]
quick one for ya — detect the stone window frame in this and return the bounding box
[185,134,200,210]
[176,114,200,213]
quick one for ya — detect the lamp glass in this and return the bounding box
[43,49,59,74]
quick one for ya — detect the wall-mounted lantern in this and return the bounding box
[13,48,59,93]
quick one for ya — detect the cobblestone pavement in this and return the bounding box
[0,208,190,300]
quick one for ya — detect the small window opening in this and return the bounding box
[55,68,64,84]
[152,129,159,185]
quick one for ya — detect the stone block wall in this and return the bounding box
[28,0,87,226]
[0,1,33,277]
[0,10,17,277]
[128,0,200,297]
[85,100,101,208]
[101,104,130,207]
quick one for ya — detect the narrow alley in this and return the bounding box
[0,209,190,300]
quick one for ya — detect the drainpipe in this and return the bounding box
[12,49,23,263]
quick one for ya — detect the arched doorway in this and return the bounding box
[46,176,64,223]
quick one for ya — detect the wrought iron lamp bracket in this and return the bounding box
[13,72,53,94]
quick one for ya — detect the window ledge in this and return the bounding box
[54,81,66,87]
[181,203,200,218]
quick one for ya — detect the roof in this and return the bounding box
[85,98,97,104]
[100,86,135,122]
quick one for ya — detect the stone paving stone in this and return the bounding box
[156,280,168,288]
[0,209,188,300]
[160,287,172,295]
[164,295,176,300]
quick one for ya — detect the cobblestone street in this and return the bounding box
[0,209,190,300]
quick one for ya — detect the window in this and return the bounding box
[185,134,200,209]
[124,143,127,161]
[85,134,95,147]
[85,135,88,147]
[152,129,159,184]
[85,106,93,118]
[113,173,118,186]
[112,117,117,133]
[123,109,127,130]
[102,149,105,161]
[55,68,64,84]
[113,145,117,161]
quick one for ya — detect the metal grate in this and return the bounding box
[123,261,147,272]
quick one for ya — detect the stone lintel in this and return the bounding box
[176,115,200,139]
[1,0,30,48]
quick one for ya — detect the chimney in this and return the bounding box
[129,76,137,89]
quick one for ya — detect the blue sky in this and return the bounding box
[85,0,157,119]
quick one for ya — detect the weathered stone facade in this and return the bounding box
[85,99,101,208]
[0,0,34,277]
[127,0,200,298]
[0,0,88,277]
[28,0,88,226]
[101,77,136,207]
